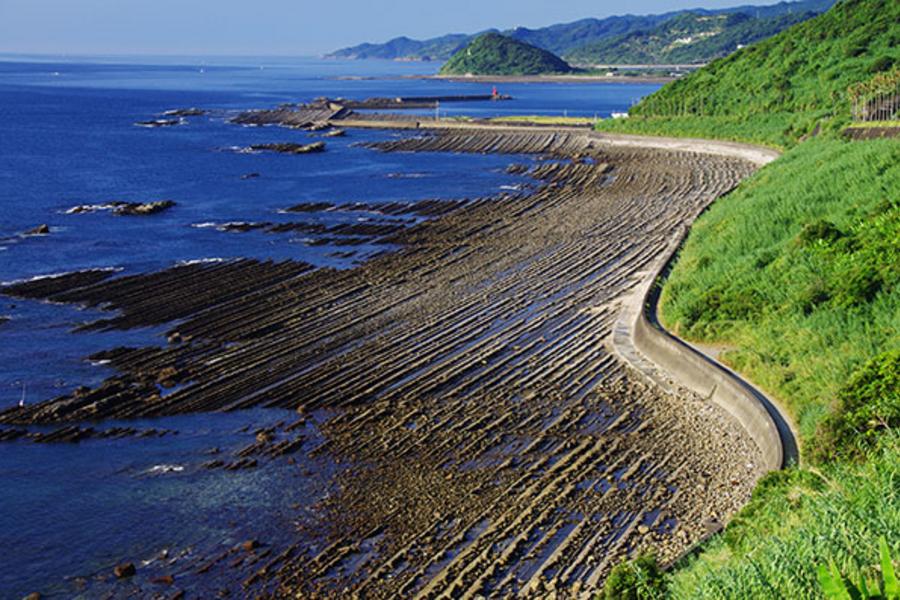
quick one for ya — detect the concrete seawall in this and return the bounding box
[611,226,799,471]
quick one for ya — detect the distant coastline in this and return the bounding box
[407,73,677,84]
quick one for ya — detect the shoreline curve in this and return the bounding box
[334,115,795,470]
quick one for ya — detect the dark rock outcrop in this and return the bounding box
[114,563,136,578]
[24,224,50,235]
[66,201,175,216]
[249,142,326,155]
[163,108,207,117]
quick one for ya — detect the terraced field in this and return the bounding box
[1,130,767,597]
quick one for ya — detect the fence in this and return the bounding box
[849,68,900,122]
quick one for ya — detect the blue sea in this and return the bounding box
[0,55,660,597]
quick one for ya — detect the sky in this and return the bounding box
[0,0,789,56]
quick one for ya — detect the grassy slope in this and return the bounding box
[655,137,900,599]
[590,1,900,597]
[439,33,573,76]
[660,138,899,440]
[597,0,900,148]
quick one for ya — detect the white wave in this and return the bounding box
[176,257,227,266]
[147,464,184,475]
[64,203,117,214]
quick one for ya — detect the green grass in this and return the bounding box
[846,120,900,129]
[642,137,900,600]
[633,0,899,119]
[667,436,900,599]
[658,138,900,443]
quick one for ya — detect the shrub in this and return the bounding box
[869,56,896,74]
[815,351,900,461]
[831,266,883,308]
[798,220,844,245]
[603,554,665,600]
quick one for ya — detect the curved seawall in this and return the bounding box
[610,225,799,471]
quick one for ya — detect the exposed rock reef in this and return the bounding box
[66,200,176,216]
[1,130,765,597]
[249,142,326,155]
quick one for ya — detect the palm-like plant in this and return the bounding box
[818,537,899,599]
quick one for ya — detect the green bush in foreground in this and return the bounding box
[818,536,900,599]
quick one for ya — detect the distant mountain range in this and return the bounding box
[326,0,835,65]
[565,9,819,65]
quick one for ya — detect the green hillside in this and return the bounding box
[566,11,816,65]
[595,1,900,598]
[439,33,574,76]
[600,0,900,146]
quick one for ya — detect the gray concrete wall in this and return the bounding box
[612,228,798,471]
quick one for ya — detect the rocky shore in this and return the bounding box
[1,128,765,597]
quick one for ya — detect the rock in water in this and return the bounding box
[162,108,206,117]
[24,224,50,235]
[65,201,175,216]
[113,201,175,216]
[114,562,136,578]
[249,142,326,154]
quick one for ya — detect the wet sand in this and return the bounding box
[2,128,768,597]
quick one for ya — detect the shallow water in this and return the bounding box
[0,55,660,597]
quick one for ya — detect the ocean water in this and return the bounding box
[0,56,660,597]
